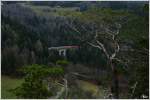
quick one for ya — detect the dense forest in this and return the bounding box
[1,1,149,99]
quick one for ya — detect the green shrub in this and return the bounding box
[56,60,69,67]
[12,64,64,99]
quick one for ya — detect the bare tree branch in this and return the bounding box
[52,78,68,99]
[130,81,138,98]
[63,78,68,98]
[54,87,65,99]
[87,42,102,50]
[96,40,110,59]
[71,72,91,79]
[55,82,65,87]
[66,17,124,98]
[110,42,120,60]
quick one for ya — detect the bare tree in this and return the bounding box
[66,18,122,98]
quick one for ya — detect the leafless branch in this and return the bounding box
[63,78,68,98]
[87,42,102,50]
[71,72,91,79]
[131,81,138,98]
[52,78,68,99]
[54,87,65,99]
[55,82,65,87]
[96,40,110,59]
[67,18,122,64]
[112,58,122,62]
[110,42,120,60]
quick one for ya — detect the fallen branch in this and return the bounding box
[63,78,68,98]
[52,78,68,99]
[54,87,65,99]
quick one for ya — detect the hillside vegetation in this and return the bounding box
[1,1,149,99]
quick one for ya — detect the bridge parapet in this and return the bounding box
[48,46,79,57]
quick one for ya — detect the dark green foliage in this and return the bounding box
[1,14,49,75]
[128,51,149,98]
[12,64,64,99]
[2,45,20,75]
[134,64,149,98]
[122,5,149,98]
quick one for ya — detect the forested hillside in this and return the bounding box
[1,1,149,99]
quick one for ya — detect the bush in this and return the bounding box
[12,64,64,99]
[56,60,69,67]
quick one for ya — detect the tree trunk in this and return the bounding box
[110,60,119,98]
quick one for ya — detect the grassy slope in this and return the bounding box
[1,75,23,99]
[21,3,79,17]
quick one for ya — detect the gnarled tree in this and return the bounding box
[65,12,125,98]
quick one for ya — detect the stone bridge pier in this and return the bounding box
[59,49,67,57]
